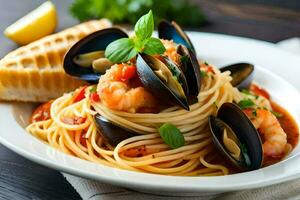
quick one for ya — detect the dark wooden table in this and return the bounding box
[0,0,299,199]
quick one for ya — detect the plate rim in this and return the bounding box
[1,32,300,192]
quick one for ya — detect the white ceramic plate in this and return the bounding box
[1,32,300,195]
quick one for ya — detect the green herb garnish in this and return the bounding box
[89,86,97,93]
[158,123,185,149]
[200,71,208,78]
[105,10,166,63]
[69,0,205,27]
[252,110,257,117]
[238,99,255,109]
[241,89,251,95]
[241,89,259,99]
[271,111,283,118]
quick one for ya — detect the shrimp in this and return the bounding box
[97,63,157,113]
[247,108,288,157]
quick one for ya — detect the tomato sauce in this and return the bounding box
[263,102,299,166]
[272,102,299,148]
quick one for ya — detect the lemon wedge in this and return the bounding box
[4,1,57,45]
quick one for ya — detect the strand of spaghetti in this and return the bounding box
[93,103,156,133]
[75,130,88,152]
[183,167,221,176]
[54,99,91,131]
[200,155,229,175]
[59,132,73,155]
[154,159,183,168]
[184,145,214,160]
[185,134,210,142]
[119,138,162,153]
[48,127,60,149]
[90,129,120,166]
[140,159,198,174]
[171,159,200,176]
[120,137,211,162]
[115,139,212,167]
[203,172,225,176]
[117,149,199,168]
[85,140,115,168]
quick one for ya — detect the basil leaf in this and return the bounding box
[158,123,185,149]
[143,37,166,55]
[105,38,138,63]
[134,10,154,41]
[238,99,255,109]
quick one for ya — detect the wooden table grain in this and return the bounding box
[0,0,299,199]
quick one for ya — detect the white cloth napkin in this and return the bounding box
[62,38,300,200]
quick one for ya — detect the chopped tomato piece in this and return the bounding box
[73,86,87,103]
[90,92,100,102]
[62,116,86,125]
[200,63,215,74]
[206,66,214,73]
[250,84,270,100]
[121,65,136,81]
[243,108,254,117]
[123,145,159,157]
[80,132,87,147]
[114,64,137,82]
[124,145,148,157]
[30,101,52,123]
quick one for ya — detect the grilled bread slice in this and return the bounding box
[0,19,111,102]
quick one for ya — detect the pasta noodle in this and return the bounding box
[26,67,243,176]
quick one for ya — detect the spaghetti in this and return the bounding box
[26,66,242,176]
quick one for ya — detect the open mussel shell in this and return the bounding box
[94,114,136,146]
[136,53,190,110]
[209,103,263,171]
[158,20,195,53]
[177,45,201,97]
[63,28,128,82]
[220,63,254,89]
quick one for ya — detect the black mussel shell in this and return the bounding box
[220,63,254,89]
[136,54,189,110]
[158,20,195,53]
[94,114,136,146]
[209,103,263,171]
[177,45,201,97]
[63,28,128,82]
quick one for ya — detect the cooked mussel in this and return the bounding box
[158,20,195,53]
[220,63,254,89]
[64,28,128,82]
[136,54,190,110]
[177,45,201,97]
[209,103,263,171]
[94,114,137,146]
